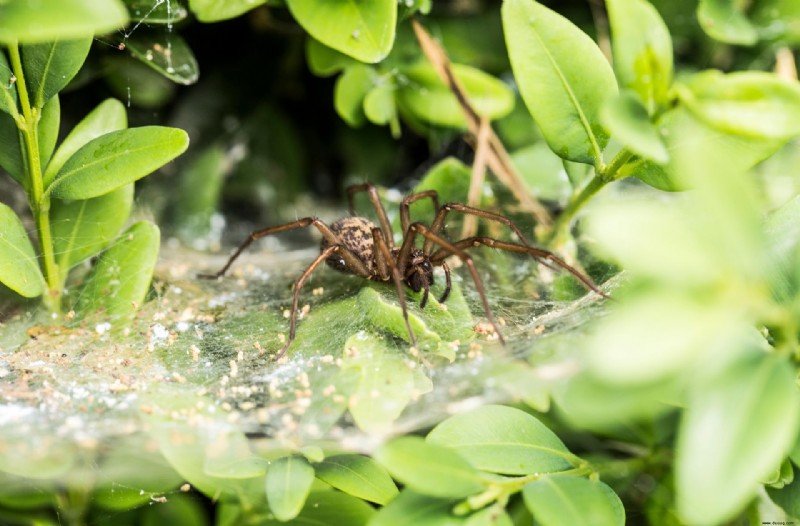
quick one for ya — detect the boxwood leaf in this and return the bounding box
[396,62,514,129]
[522,475,625,526]
[44,98,127,187]
[314,454,398,505]
[335,65,376,126]
[286,0,396,63]
[125,30,199,85]
[375,436,486,498]
[38,94,60,170]
[370,490,464,526]
[267,490,375,526]
[0,0,128,44]
[48,126,189,200]
[601,91,668,163]
[51,184,134,276]
[426,405,573,475]
[676,352,800,524]
[0,95,60,187]
[0,203,45,298]
[697,0,758,45]
[75,221,159,321]
[340,332,420,433]
[188,0,267,22]
[677,70,800,140]
[766,462,800,518]
[22,38,92,109]
[503,0,617,165]
[265,456,315,522]
[306,37,358,77]
[364,83,396,126]
[126,0,189,25]
[0,49,18,115]
[606,0,673,112]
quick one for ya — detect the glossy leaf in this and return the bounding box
[0,203,44,298]
[0,0,128,44]
[364,83,396,125]
[75,221,159,321]
[172,144,228,243]
[697,0,758,45]
[522,475,625,526]
[375,436,485,498]
[465,507,513,526]
[370,490,464,526]
[264,490,375,526]
[340,332,420,433]
[44,98,128,187]
[676,353,800,524]
[766,463,800,518]
[397,62,514,128]
[0,49,18,115]
[103,55,177,109]
[21,38,92,109]
[427,405,573,475]
[503,0,617,165]
[606,0,673,112]
[510,143,572,202]
[38,94,60,170]
[286,0,397,63]
[265,456,314,521]
[314,454,398,505]
[51,184,134,276]
[601,92,668,163]
[125,30,199,85]
[335,65,375,126]
[764,194,800,301]
[125,0,189,25]
[750,0,800,43]
[306,38,358,77]
[188,0,267,22]
[677,70,800,140]
[48,126,189,200]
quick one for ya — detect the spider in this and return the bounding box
[200,183,606,359]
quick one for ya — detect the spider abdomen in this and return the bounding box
[322,217,377,274]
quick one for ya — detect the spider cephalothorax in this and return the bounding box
[200,183,606,359]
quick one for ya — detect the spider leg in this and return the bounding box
[371,227,418,348]
[424,203,532,255]
[430,237,609,299]
[346,184,394,248]
[400,190,440,236]
[439,261,451,304]
[275,244,340,360]
[406,223,505,344]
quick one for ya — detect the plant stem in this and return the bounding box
[546,148,635,246]
[7,43,61,313]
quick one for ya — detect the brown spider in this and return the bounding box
[200,183,606,359]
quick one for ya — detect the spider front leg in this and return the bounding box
[402,223,505,344]
[424,203,532,256]
[346,184,394,247]
[371,227,418,348]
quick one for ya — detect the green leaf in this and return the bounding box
[314,454,398,505]
[677,70,800,140]
[510,143,572,202]
[103,55,177,109]
[522,475,625,526]
[75,221,159,321]
[0,203,44,298]
[370,490,465,526]
[697,0,758,45]
[397,62,514,128]
[44,98,128,187]
[502,0,617,165]
[0,49,18,115]
[764,194,800,301]
[676,353,800,524]
[750,0,800,43]
[51,184,134,276]
[601,92,668,163]
[465,507,513,526]
[268,490,375,526]
[306,38,358,77]
[48,126,189,200]
[21,38,92,109]
[188,0,267,22]
[606,0,673,112]
[767,463,800,518]
[0,0,128,44]
[426,405,573,475]
[265,456,315,522]
[364,83,396,126]
[125,30,199,85]
[335,65,376,126]
[340,331,422,433]
[375,436,486,498]
[172,144,228,243]
[286,0,397,63]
